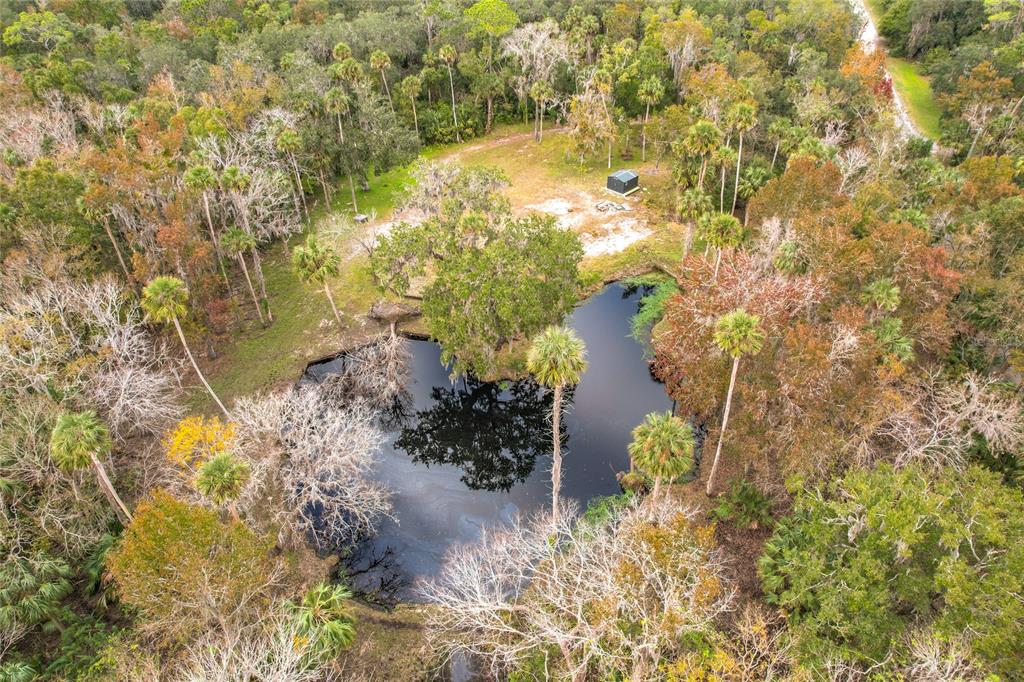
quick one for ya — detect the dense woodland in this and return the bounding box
[1,0,1023,680]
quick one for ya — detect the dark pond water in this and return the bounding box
[305,284,673,597]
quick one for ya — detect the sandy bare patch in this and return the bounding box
[350,208,428,257]
[580,217,652,257]
[524,189,651,256]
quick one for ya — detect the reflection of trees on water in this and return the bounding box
[395,378,566,492]
[377,387,414,431]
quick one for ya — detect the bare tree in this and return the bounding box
[232,386,392,551]
[503,20,569,124]
[321,335,411,410]
[176,617,334,682]
[722,604,800,682]
[0,276,182,440]
[0,85,77,181]
[419,497,733,682]
[903,630,987,682]
[863,371,1024,470]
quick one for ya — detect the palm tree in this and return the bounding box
[529,80,554,142]
[870,317,915,362]
[676,188,712,256]
[438,45,461,142]
[196,451,250,522]
[183,164,232,291]
[292,235,343,326]
[221,168,273,322]
[142,276,230,417]
[767,118,790,170]
[275,128,308,223]
[526,326,587,522]
[738,165,770,226]
[336,56,365,85]
[220,226,265,326]
[370,50,394,112]
[728,102,758,213]
[0,552,73,635]
[706,309,765,496]
[862,277,901,318]
[698,212,744,279]
[400,75,422,138]
[78,200,132,283]
[324,86,351,143]
[49,411,132,524]
[685,119,722,191]
[331,41,352,62]
[638,75,665,162]
[715,143,737,212]
[627,412,695,502]
[773,240,807,275]
[291,582,357,662]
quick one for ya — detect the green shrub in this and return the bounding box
[712,479,772,529]
[625,274,679,343]
[759,464,1024,677]
[581,492,634,527]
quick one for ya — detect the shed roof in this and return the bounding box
[610,169,638,181]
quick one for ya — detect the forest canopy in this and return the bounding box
[1,0,1023,679]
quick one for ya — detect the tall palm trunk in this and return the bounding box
[698,157,708,190]
[102,215,133,284]
[202,193,232,293]
[719,164,728,212]
[248,247,273,323]
[171,315,229,417]
[324,283,342,325]
[446,66,461,143]
[289,155,309,222]
[410,97,419,138]
[720,136,731,211]
[732,132,744,214]
[380,72,394,112]
[652,475,662,502]
[348,174,359,213]
[706,356,740,496]
[235,252,265,325]
[770,140,780,170]
[641,102,650,161]
[536,96,544,141]
[551,383,564,522]
[91,453,132,524]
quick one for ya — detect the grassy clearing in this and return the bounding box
[193,165,414,410]
[193,122,680,410]
[887,57,942,140]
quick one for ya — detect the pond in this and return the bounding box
[304,283,673,597]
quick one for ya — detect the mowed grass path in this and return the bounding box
[887,56,942,139]
[862,0,942,140]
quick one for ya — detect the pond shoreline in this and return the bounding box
[307,283,674,610]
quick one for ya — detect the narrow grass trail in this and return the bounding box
[849,0,942,140]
